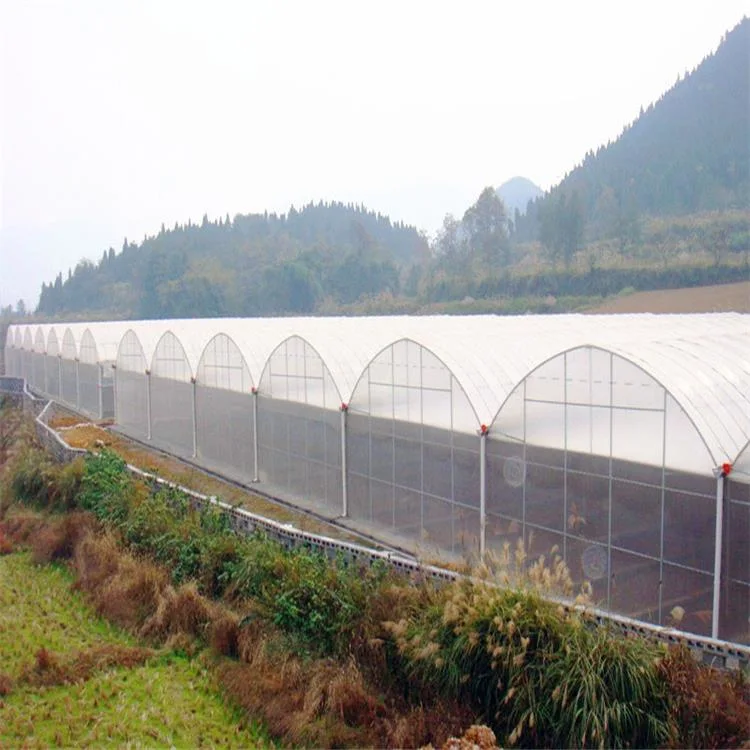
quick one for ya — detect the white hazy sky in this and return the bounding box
[0,1,747,309]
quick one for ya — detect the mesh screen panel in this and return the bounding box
[116,369,148,438]
[32,353,45,391]
[150,376,194,457]
[487,346,718,636]
[45,356,60,398]
[60,359,78,407]
[101,370,115,419]
[79,363,101,418]
[347,412,481,557]
[257,396,342,513]
[195,385,255,482]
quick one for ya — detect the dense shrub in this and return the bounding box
[389,576,669,748]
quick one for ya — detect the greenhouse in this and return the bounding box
[5,313,750,644]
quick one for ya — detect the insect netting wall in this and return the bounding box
[257,336,343,515]
[347,340,481,558]
[487,347,718,637]
[194,334,255,483]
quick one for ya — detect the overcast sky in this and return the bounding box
[0,1,746,309]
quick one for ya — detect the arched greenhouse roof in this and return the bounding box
[7,312,749,468]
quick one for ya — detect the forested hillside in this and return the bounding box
[513,18,749,256]
[37,203,429,318]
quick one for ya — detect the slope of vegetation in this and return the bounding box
[2,401,749,748]
[0,553,271,748]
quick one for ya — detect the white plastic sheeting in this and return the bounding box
[6,312,750,470]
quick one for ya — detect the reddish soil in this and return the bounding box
[588,281,750,314]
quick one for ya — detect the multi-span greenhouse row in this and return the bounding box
[5,314,750,644]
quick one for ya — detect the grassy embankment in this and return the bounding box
[1,402,749,748]
[0,551,271,748]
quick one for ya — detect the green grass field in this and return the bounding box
[0,552,272,748]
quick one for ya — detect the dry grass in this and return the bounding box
[0,528,14,555]
[18,644,155,689]
[29,511,96,564]
[222,622,475,748]
[140,582,215,642]
[659,644,750,748]
[0,673,14,696]
[74,532,170,632]
[48,415,92,430]
[0,510,48,545]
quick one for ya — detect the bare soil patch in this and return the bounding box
[587,280,750,314]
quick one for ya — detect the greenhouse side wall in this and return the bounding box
[195,385,255,483]
[45,356,60,399]
[60,359,78,408]
[487,347,719,637]
[347,412,481,557]
[78,363,101,418]
[115,369,149,438]
[723,478,750,643]
[149,375,194,457]
[257,395,342,515]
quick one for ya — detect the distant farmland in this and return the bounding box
[588,280,750,314]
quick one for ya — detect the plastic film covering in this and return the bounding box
[258,395,342,514]
[21,329,33,382]
[79,330,100,365]
[149,332,194,456]
[78,363,101,418]
[255,336,343,512]
[259,335,341,408]
[488,347,717,636]
[196,334,253,393]
[115,331,148,437]
[347,340,481,557]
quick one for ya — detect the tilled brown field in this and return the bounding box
[588,280,750,314]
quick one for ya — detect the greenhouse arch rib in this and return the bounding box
[258,334,343,408]
[351,336,480,429]
[61,328,78,360]
[196,333,255,393]
[348,336,481,429]
[150,330,194,382]
[489,343,716,472]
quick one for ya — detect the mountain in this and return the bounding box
[496,177,543,216]
[514,17,749,246]
[36,202,429,319]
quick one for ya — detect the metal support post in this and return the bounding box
[252,389,259,482]
[340,405,348,517]
[712,466,727,639]
[479,427,488,558]
[191,379,198,458]
[146,371,152,440]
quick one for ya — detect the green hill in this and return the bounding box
[37,202,429,319]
